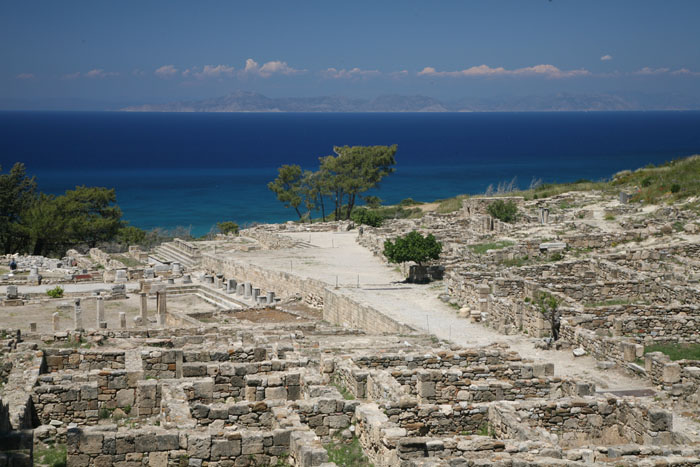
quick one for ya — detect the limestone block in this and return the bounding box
[663,363,681,384]
[186,434,212,458]
[265,387,287,400]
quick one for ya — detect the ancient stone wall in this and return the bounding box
[43,349,126,372]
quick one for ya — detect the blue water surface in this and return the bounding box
[1,111,700,236]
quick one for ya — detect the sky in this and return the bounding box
[2,0,700,109]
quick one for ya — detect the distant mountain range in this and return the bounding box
[123,91,700,113]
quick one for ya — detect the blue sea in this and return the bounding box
[2,111,700,236]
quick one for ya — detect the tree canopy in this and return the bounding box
[0,163,129,256]
[383,231,442,266]
[268,145,397,221]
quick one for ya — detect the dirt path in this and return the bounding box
[232,230,652,392]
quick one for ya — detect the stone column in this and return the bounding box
[214,275,221,288]
[52,312,60,331]
[227,279,237,294]
[244,283,252,298]
[182,274,192,284]
[119,312,127,329]
[157,291,167,326]
[74,299,83,331]
[236,284,244,295]
[96,297,105,329]
[171,262,181,276]
[252,288,260,302]
[266,292,275,304]
[140,293,148,323]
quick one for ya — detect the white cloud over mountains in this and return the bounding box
[242,59,305,77]
[322,67,381,79]
[155,65,179,78]
[418,64,591,79]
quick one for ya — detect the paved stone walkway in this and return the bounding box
[230,230,652,392]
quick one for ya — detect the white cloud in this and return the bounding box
[191,64,235,79]
[85,69,118,79]
[418,64,590,79]
[155,65,178,78]
[243,58,304,77]
[634,67,671,75]
[322,67,381,79]
[672,68,700,76]
[61,72,82,80]
[16,73,34,80]
[600,54,613,61]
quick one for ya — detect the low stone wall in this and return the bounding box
[322,288,415,335]
[387,400,490,436]
[43,349,126,372]
[414,368,556,404]
[292,397,358,439]
[33,369,139,425]
[66,426,326,466]
[140,349,183,379]
[351,348,521,370]
[490,396,675,447]
[189,400,275,429]
[203,253,327,308]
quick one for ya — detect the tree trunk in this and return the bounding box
[320,195,326,222]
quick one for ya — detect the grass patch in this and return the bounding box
[111,254,145,268]
[604,213,616,221]
[613,156,700,204]
[324,436,372,467]
[330,376,355,400]
[35,444,67,467]
[645,343,700,361]
[468,240,515,254]
[436,194,468,213]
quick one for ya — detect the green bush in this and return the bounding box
[47,286,64,299]
[398,197,423,206]
[383,231,442,266]
[351,208,383,227]
[217,221,239,235]
[35,444,67,467]
[363,196,382,208]
[487,200,518,223]
[671,183,681,193]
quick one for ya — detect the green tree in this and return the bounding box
[321,145,397,220]
[217,221,239,235]
[363,196,382,208]
[383,231,442,266]
[536,291,561,343]
[350,208,383,227]
[487,200,518,223]
[0,163,37,254]
[24,186,122,255]
[117,225,147,246]
[268,164,304,219]
[59,186,123,247]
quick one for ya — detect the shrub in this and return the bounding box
[383,231,442,266]
[47,286,64,299]
[217,221,239,235]
[351,208,383,227]
[671,183,681,193]
[363,196,382,208]
[398,198,423,206]
[487,200,518,223]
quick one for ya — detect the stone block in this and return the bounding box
[663,363,681,384]
[187,434,211,458]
